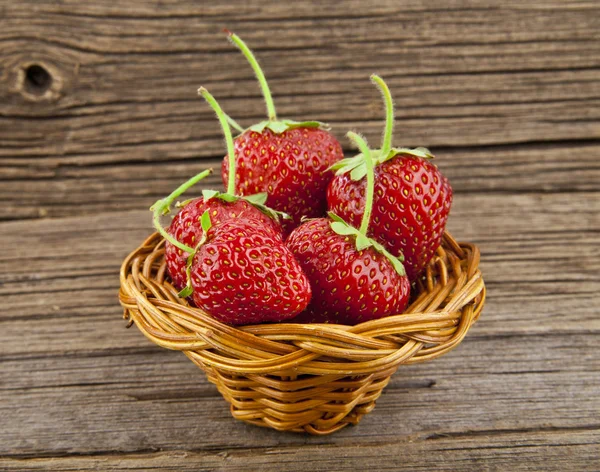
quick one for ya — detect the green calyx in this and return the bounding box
[201,189,290,223]
[329,74,434,181]
[329,213,406,277]
[330,146,434,181]
[226,30,328,135]
[328,131,406,277]
[248,119,327,135]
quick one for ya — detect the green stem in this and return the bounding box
[371,74,394,158]
[198,87,237,195]
[224,112,244,133]
[150,169,212,253]
[347,132,374,236]
[227,31,277,121]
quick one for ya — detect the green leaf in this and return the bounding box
[249,120,269,133]
[380,147,435,164]
[245,199,290,223]
[176,198,193,208]
[202,189,219,201]
[330,221,357,236]
[221,193,235,202]
[266,121,289,134]
[355,234,371,251]
[350,164,367,181]
[201,211,212,233]
[407,146,435,159]
[371,241,406,276]
[328,154,364,174]
[243,193,268,205]
[327,212,346,224]
[219,193,238,203]
[388,257,406,277]
[281,119,328,130]
[178,285,193,298]
[202,190,242,204]
[327,214,406,277]
[335,146,435,174]
[245,119,328,136]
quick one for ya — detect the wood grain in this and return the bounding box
[2,428,599,471]
[1,1,600,222]
[2,141,600,221]
[1,0,599,470]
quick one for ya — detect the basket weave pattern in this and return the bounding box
[119,231,485,435]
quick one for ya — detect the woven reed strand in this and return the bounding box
[119,231,485,435]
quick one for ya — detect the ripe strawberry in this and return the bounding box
[220,32,344,234]
[222,127,343,234]
[287,132,410,325]
[165,197,281,290]
[328,75,452,281]
[152,88,286,295]
[190,218,311,325]
[287,218,410,324]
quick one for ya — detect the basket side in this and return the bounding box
[118,231,485,434]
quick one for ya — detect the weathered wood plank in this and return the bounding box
[1,432,599,471]
[1,334,598,456]
[2,142,600,221]
[2,427,599,471]
[1,1,599,170]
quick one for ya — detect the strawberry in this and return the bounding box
[287,218,410,324]
[328,75,452,281]
[190,217,311,325]
[220,32,344,234]
[151,88,286,295]
[165,197,281,290]
[287,132,410,325]
[222,127,343,234]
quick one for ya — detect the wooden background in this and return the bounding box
[1,1,599,470]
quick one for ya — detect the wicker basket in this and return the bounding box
[118,231,485,435]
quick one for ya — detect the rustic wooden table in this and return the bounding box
[1,1,599,470]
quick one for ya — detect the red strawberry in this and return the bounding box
[222,127,343,234]
[328,75,452,281]
[190,218,311,325]
[220,32,343,234]
[287,218,410,324]
[151,88,286,295]
[165,197,281,290]
[287,132,410,325]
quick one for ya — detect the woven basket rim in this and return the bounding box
[119,230,485,376]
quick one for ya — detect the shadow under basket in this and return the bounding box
[119,231,485,435]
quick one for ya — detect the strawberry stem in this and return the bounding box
[224,112,244,133]
[227,31,277,121]
[347,132,374,236]
[150,169,212,253]
[371,74,394,158]
[198,87,237,195]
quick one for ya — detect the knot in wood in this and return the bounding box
[15,60,63,102]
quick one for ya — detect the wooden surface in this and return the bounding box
[1,1,599,470]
